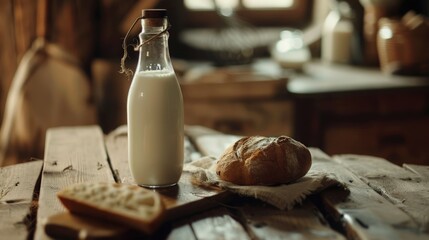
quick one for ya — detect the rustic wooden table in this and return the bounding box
[1,125,428,239]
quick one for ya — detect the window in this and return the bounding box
[184,0,238,10]
[243,0,294,9]
[184,0,294,10]
[182,0,312,28]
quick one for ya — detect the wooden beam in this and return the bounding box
[334,154,429,234]
[317,152,429,239]
[0,160,43,240]
[34,126,115,240]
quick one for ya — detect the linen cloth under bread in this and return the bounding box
[184,149,346,210]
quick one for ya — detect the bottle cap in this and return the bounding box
[142,9,167,19]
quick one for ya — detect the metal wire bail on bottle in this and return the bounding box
[120,16,171,80]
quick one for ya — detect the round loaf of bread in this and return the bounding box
[216,136,311,185]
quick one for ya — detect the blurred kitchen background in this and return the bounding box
[0,0,428,166]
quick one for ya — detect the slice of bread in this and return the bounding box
[57,182,164,234]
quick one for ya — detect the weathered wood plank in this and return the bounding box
[184,125,241,158]
[0,160,43,240]
[334,154,429,233]
[312,150,429,239]
[190,207,250,240]
[166,221,197,240]
[238,199,345,240]
[166,226,196,240]
[104,125,129,183]
[403,164,429,180]
[34,126,115,240]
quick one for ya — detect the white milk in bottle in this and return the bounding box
[127,9,184,188]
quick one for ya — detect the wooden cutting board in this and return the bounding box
[156,172,232,221]
[44,126,239,239]
[45,173,231,239]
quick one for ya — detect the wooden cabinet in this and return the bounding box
[311,91,429,165]
[324,117,429,165]
[291,62,429,165]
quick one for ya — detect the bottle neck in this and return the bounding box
[136,18,173,73]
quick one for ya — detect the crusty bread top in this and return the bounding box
[216,136,311,185]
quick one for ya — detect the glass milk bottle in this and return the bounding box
[127,9,184,188]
